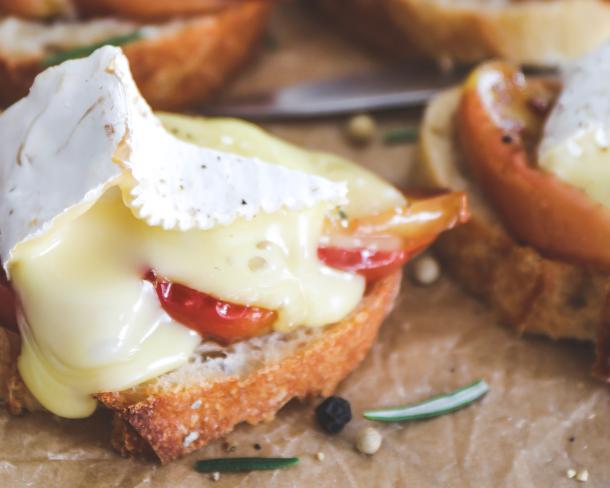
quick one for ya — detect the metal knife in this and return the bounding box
[201,63,466,120]
[202,63,556,120]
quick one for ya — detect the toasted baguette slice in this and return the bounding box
[0,0,242,19]
[313,0,610,65]
[74,0,245,20]
[0,0,73,18]
[1,272,401,463]
[0,1,270,110]
[416,88,609,381]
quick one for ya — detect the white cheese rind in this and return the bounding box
[0,46,346,266]
[538,41,610,210]
[0,50,126,266]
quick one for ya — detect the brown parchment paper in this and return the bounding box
[1,3,608,487]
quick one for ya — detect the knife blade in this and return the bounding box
[201,63,557,120]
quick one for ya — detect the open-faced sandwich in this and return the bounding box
[0,0,271,109]
[0,47,468,463]
[416,41,610,381]
[312,0,610,66]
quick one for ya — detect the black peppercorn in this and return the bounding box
[315,396,352,434]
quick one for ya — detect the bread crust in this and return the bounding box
[74,0,244,20]
[314,0,610,65]
[99,272,402,463]
[0,1,271,110]
[0,0,242,19]
[417,88,610,380]
[0,0,72,18]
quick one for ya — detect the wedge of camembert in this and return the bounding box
[0,47,387,418]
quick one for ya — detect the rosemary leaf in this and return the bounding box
[42,31,142,67]
[363,379,489,422]
[195,456,299,473]
[383,127,419,145]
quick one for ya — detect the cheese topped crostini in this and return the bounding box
[417,41,610,381]
[0,0,272,109]
[0,47,468,462]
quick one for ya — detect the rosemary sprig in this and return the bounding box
[195,456,299,473]
[363,379,489,422]
[42,31,143,67]
[383,127,419,145]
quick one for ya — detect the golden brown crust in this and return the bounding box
[0,1,271,110]
[418,88,610,379]
[0,0,72,18]
[314,0,610,65]
[99,272,402,463]
[435,218,605,342]
[0,327,40,414]
[0,0,245,19]
[74,0,244,20]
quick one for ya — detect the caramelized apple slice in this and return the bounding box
[459,62,610,270]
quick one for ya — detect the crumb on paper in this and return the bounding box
[576,469,589,482]
[210,472,221,482]
[566,468,576,479]
[223,441,237,453]
[182,431,199,448]
[316,452,325,461]
[412,255,441,286]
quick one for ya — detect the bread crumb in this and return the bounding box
[316,451,325,461]
[355,427,382,455]
[210,472,221,482]
[412,255,441,286]
[576,469,589,482]
[566,468,576,479]
[183,431,199,448]
[223,441,237,452]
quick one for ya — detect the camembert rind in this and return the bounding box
[0,46,346,267]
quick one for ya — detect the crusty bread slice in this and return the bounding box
[313,0,610,65]
[74,0,244,20]
[0,0,73,18]
[1,272,401,463]
[0,0,242,19]
[415,88,609,381]
[0,1,271,110]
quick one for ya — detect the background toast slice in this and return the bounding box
[0,0,244,19]
[312,0,610,65]
[416,88,609,380]
[1,272,401,462]
[0,0,72,18]
[0,1,271,110]
[74,0,245,20]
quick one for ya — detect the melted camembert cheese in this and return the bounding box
[539,42,610,211]
[10,115,404,418]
